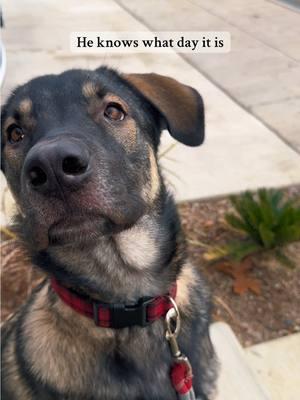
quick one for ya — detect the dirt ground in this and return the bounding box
[1,186,300,347]
[179,185,300,346]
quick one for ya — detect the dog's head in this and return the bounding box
[1,67,204,249]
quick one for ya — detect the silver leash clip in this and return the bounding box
[165,296,195,399]
[165,297,182,358]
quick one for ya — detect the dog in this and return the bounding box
[1,66,218,400]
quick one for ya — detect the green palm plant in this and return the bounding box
[207,189,300,267]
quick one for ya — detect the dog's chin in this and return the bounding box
[23,198,146,249]
[47,215,113,247]
[47,213,137,247]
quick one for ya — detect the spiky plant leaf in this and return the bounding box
[225,241,261,262]
[228,189,300,248]
[258,223,275,249]
[243,191,262,227]
[274,249,296,269]
[276,224,300,245]
[277,203,298,227]
[225,214,249,233]
[270,190,283,209]
[258,189,277,227]
[229,195,262,243]
[213,188,299,266]
[205,240,261,263]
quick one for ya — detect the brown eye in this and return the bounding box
[7,125,25,144]
[104,103,125,121]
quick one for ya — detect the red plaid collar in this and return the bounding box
[51,278,177,329]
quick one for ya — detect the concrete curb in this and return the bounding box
[210,322,271,400]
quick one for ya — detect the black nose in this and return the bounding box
[23,138,91,195]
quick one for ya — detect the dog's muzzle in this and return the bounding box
[23,137,91,195]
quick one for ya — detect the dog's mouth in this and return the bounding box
[48,214,113,246]
[25,187,146,248]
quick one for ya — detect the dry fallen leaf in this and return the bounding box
[215,258,261,295]
[233,275,261,295]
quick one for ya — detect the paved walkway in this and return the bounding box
[245,332,300,400]
[1,0,300,213]
[211,322,300,400]
[117,0,300,153]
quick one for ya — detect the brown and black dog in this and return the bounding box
[1,67,218,400]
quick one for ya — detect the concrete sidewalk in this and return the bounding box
[117,0,300,153]
[245,333,300,400]
[211,322,300,400]
[1,0,300,216]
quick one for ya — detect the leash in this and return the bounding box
[165,296,196,400]
[51,278,195,399]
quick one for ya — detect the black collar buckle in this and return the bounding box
[93,297,154,329]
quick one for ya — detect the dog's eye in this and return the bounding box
[7,125,25,144]
[104,103,125,121]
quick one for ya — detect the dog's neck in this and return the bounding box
[30,194,186,303]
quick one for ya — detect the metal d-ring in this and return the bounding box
[165,295,181,338]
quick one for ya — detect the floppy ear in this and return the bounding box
[124,73,204,146]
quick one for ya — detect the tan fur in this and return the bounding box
[1,312,33,399]
[23,284,115,393]
[148,147,160,201]
[82,81,97,98]
[2,338,33,399]
[141,146,160,203]
[110,117,137,152]
[115,215,159,270]
[16,99,36,131]
[19,98,32,114]
[103,93,136,152]
[176,263,199,311]
[87,92,137,152]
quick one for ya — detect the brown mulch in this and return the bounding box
[179,185,300,346]
[1,185,300,346]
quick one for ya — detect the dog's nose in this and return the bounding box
[24,138,91,194]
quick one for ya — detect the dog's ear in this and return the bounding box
[124,73,204,146]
